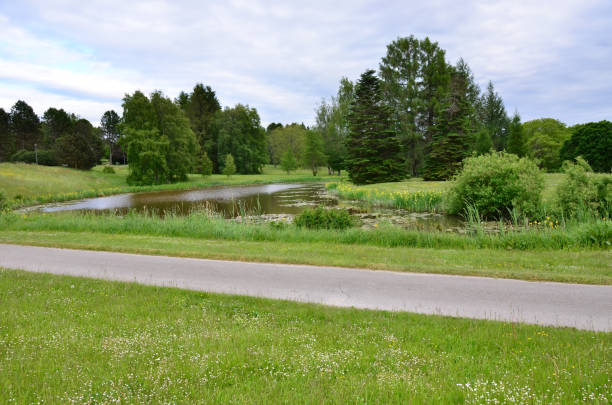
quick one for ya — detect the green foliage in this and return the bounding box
[121,91,199,185]
[556,158,611,219]
[302,130,326,176]
[55,119,105,170]
[100,110,121,165]
[523,118,571,172]
[222,154,236,177]
[379,36,451,176]
[279,150,298,174]
[315,78,354,174]
[216,104,267,174]
[560,120,612,173]
[473,129,493,155]
[478,81,509,150]
[9,100,40,151]
[10,149,58,166]
[448,152,543,219]
[0,191,8,211]
[200,151,213,177]
[101,165,115,174]
[293,207,354,230]
[423,65,475,180]
[180,84,221,171]
[0,108,13,162]
[42,107,73,149]
[346,69,404,184]
[506,112,526,157]
[266,124,306,167]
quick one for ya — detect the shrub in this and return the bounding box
[201,151,213,177]
[448,152,543,219]
[101,165,116,174]
[11,149,58,166]
[222,154,236,178]
[294,207,354,230]
[556,157,611,219]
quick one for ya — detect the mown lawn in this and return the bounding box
[1,269,610,404]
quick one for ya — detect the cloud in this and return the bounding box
[1,0,610,126]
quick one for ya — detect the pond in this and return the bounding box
[37,183,465,231]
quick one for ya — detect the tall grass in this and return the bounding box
[326,182,444,212]
[2,211,609,250]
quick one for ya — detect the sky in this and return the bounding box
[1,0,611,127]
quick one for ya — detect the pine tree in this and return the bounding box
[423,67,473,180]
[222,153,236,178]
[478,81,509,150]
[506,112,526,157]
[346,69,404,185]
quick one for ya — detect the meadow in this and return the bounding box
[1,268,610,404]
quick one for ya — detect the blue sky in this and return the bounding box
[1,0,611,127]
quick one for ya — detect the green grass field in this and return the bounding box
[1,269,610,404]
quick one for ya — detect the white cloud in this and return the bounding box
[1,0,610,125]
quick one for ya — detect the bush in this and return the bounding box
[556,157,611,219]
[101,165,116,174]
[294,207,354,230]
[10,149,58,166]
[448,152,543,219]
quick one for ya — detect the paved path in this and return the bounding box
[1,243,611,331]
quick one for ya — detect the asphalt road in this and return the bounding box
[1,243,610,331]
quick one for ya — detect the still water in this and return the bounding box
[41,183,337,217]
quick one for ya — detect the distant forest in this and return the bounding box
[0,36,609,184]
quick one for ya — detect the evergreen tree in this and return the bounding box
[185,84,221,172]
[379,36,451,176]
[423,67,473,180]
[222,153,236,177]
[200,150,213,176]
[10,100,40,150]
[474,129,493,155]
[506,112,526,157]
[42,108,72,149]
[0,108,13,161]
[100,110,121,164]
[478,81,509,150]
[302,130,326,176]
[346,69,404,184]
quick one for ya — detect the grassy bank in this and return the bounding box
[1,269,610,404]
[0,163,343,207]
[1,230,610,284]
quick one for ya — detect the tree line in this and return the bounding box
[312,35,611,183]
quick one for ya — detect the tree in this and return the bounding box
[315,78,354,175]
[42,107,72,149]
[302,130,326,176]
[560,121,612,173]
[55,119,105,169]
[280,150,298,173]
[100,110,121,164]
[10,100,40,150]
[523,118,571,171]
[216,104,267,174]
[346,69,404,184]
[506,112,526,157]
[201,150,213,176]
[423,66,474,180]
[222,153,236,177]
[474,129,493,155]
[184,84,221,172]
[478,81,509,150]
[0,108,13,161]
[121,90,199,185]
[379,36,451,176]
[266,124,306,167]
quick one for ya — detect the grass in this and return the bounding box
[1,269,610,404]
[0,230,610,284]
[0,163,343,207]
